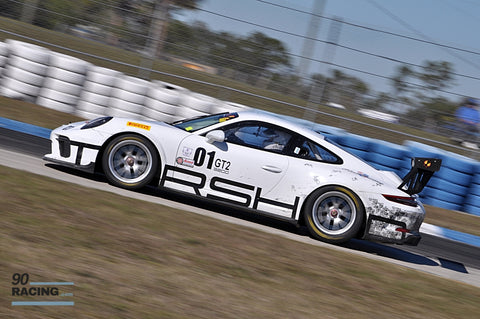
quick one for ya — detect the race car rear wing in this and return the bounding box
[399,158,442,195]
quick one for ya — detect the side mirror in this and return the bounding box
[205,130,225,144]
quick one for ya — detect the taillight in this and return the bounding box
[382,194,418,207]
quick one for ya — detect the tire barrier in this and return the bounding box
[0,39,479,215]
[335,133,374,161]
[463,164,480,216]
[311,130,480,214]
[0,40,50,102]
[0,41,8,76]
[106,75,150,119]
[37,52,90,113]
[143,80,185,122]
[77,66,121,119]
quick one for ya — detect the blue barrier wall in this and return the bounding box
[325,132,480,215]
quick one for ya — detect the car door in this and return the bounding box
[168,121,296,217]
[265,135,344,218]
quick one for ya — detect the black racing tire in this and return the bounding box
[102,134,159,190]
[304,186,364,244]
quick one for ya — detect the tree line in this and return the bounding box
[1,0,461,126]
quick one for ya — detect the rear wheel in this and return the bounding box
[102,135,158,189]
[304,186,364,244]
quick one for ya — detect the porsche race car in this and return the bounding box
[44,110,439,245]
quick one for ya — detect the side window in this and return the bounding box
[293,139,341,164]
[222,122,292,153]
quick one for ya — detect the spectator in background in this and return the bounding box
[455,98,480,149]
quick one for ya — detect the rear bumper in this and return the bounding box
[363,215,422,246]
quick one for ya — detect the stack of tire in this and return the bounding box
[0,41,8,76]
[405,141,473,211]
[37,52,90,114]
[335,133,373,161]
[0,40,50,103]
[177,92,217,119]
[76,66,121,119]
[106,75,149,119]
[462,163,480,216]
[367,140,411,178]
[143,81,187,122]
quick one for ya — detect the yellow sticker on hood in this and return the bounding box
[127,121,151,131]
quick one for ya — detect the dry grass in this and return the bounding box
[1,166,479,318]
[424,206,480,237]
[0,97,84,130]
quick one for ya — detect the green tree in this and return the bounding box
[390,60,454,102]
[207,31,244,71]
[168,24,291,81]
[147,0,204,57]
[237,32,290,77]
[390,60,455,127]
[0,0,22,20]
[324,69,370,110]
[417,61,454,97]
[391,65,414,100]
[403,96,456,132]
[164,20,197,57]
[30,0,105,30]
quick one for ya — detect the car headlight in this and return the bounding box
[81,117,113,130]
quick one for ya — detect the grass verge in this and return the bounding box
[1,166,479,318]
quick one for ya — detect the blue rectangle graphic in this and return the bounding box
[12,301,74,306]
[30,282,75,286]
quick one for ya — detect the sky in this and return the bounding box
[173,0,480,105]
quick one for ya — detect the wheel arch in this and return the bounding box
[94,131,163,186]
[297,184,367,236]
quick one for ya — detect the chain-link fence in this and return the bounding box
[0,0,479,159]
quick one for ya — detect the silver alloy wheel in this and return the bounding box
[107,139,153,184]
[311,191,357,236]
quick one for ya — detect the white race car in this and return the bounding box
[44,110,440,245]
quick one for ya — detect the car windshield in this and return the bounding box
[172,112,239,132]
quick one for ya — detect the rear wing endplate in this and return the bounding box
[399,158,442,195]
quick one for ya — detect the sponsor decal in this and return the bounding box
[176,157,195,167]
[160,165,300,218]
[219,114,238,122]
[127,121,151,131]
[182,146,193,158]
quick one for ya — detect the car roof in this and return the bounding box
[231,109,325,140]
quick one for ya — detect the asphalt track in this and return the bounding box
[1,126,480,288]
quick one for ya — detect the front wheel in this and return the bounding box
[304,186,364,244]
[102,135,159,190]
